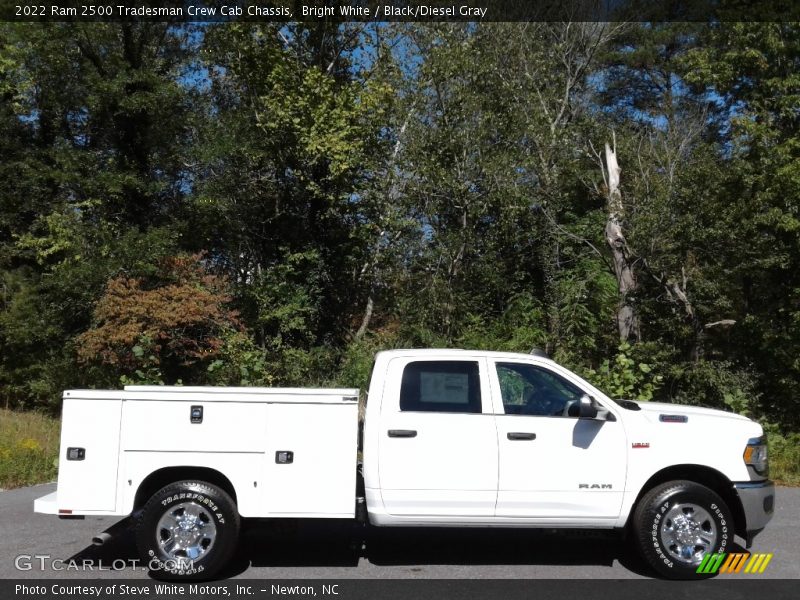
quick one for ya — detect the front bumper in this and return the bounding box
[733,480,775,547]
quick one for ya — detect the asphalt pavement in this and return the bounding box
[1,483,797,580]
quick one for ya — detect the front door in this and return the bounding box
[378,357,499,518]
[491,360,627,520]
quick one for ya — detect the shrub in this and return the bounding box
[668,360,760,416]
[77,254,243,385]
[579,343,663,401]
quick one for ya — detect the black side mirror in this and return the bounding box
[577,394,598,419]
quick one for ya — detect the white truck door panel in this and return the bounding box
[491,361,626,519]
[495,416,626,518]
[377,357,498,517]
[56,398,122,512]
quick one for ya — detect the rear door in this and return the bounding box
[377,356,498,517]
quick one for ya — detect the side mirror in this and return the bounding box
[577,394,598,419]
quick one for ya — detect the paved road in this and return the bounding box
[1,483,797,580]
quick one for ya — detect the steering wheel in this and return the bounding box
[534,389,564,416]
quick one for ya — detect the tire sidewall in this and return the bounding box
[637,482,732,579]
[136,481,238,579]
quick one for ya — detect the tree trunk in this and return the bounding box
[604,141,640,343]
[354,295,374,341]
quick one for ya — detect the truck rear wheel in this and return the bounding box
[633,480,733,580]
[135,480,240,580]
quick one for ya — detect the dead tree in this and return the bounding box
[598,137,640,343]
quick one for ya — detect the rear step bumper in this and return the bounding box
[33,491,58,514]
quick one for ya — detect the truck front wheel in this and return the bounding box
[633,480,733,579]
[135,480,240,580]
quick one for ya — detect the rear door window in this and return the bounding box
[400,361,482,413]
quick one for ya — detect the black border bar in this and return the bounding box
[5,579,800,600]
[2,0,800,23]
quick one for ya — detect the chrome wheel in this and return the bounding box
[660,502,718,565]
[156,502,217,564]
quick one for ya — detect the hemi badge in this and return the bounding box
[660,414,689,423]
[632,442,650,449]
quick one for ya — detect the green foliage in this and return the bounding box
[763,424,800,486]
[579,343,663,401]
[206,330,272,387]
[334,329,406,393]
[456,293,548,353]
[334,337,385,393]
[118,336,166,386]
[243,250,324,350]
[273,347,338,388]
[668,360,760,416]
[2,21,800,454]
[554,261,619,360]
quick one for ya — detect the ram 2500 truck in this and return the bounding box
[34,349,774,579]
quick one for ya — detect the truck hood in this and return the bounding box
[633,401,752,422]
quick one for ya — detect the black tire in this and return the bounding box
[135,480,240,580]
[632,480,733,580]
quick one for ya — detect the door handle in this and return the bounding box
[507,432,536,440]
[388,429,417,438]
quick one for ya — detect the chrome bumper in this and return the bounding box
[733,480,775,547]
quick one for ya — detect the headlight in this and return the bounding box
[743,436,769,477]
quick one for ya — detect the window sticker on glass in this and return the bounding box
[400,361,481,413]
[420,372,469,404]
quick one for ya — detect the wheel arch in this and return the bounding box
[133,466,238,512]
[628,464,746,538]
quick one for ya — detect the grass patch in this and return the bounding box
[767,430,800,486]
[0,409,60,489]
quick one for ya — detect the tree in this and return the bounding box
[77,254,243,385]
[596,138,640,342]
[682,22,800,425]
[0,23,196,407]
[194,23,395,375]
[386,23,620,361]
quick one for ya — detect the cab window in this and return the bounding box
[400,361,482,413]
[496,362,583,417]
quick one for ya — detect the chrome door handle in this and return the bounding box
[507,432,536,440]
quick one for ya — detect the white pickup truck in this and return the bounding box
[35,349,774,579]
